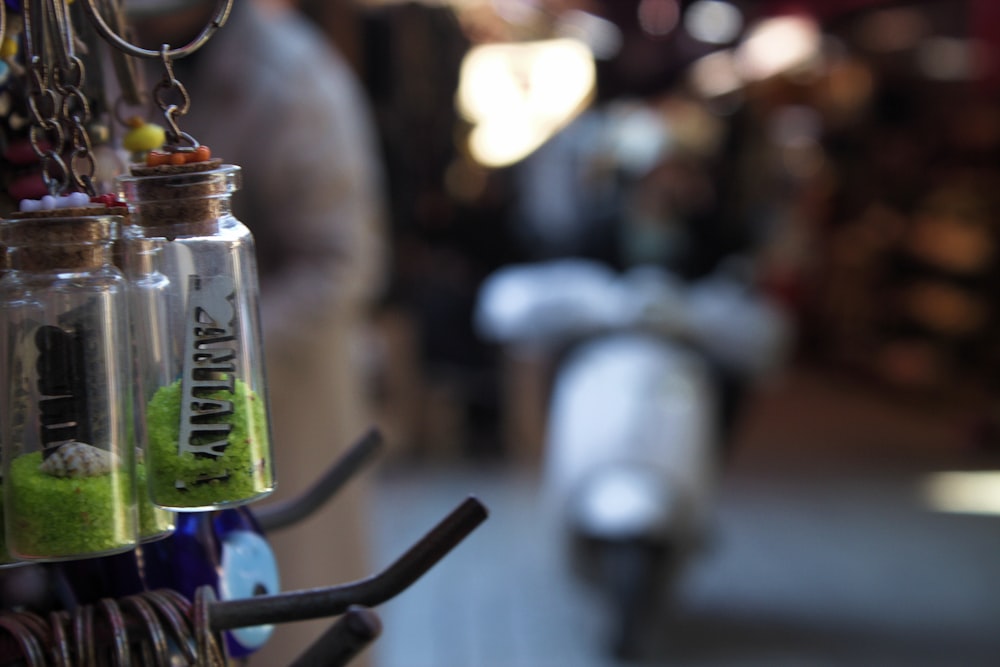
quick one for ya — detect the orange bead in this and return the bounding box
[169,152,187,165]
[190,145,212,163]
[146,151,169,167]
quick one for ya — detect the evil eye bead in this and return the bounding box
[219,529,279,653]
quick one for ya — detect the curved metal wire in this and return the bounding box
[48,611,73,667]
[79,0,233,60]
[0,615,47,667]
[72,604,96,667]
[194,587,227,666]
[99,598,131,667]
[119,595,172,667]
[142,590,198,665]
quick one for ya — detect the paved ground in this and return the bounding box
[366,369,1000,666]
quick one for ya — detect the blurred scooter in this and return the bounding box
[475,256,792,658]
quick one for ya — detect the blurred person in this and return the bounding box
[126,1,388,664]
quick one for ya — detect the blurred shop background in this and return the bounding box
[295,0,1000,665]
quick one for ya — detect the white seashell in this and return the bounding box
[39,441,117,478]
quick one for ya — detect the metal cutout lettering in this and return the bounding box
[179,275,237,471]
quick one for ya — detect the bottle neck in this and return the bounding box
[118,163,240,235]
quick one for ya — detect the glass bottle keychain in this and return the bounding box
[95,1,275,511]
[0,0,172,559]
[0,209,139,560]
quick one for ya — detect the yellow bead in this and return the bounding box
[123,121,167,153]
[1,37,19,60]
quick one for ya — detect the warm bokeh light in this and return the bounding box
[735,14,822,81]
[923,471,1000,516]
[688,49,743,98]
[457,38,596,167]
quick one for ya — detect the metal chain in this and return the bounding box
[152,48,200,150]
[51,0,98,195]
[25,54,70,195]
[22,0,74,196]
[54,53,98,195]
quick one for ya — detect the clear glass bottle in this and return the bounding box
[117,163,275,510]
[113,236,176,542]
[0,213,138,561]
[0,240,15,567]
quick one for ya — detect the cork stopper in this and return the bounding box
[118,159,239,236]
[0,213,120,271]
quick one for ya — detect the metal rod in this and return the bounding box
[255,428,385,533]
[209,496,489,631]
[288,606,382,667]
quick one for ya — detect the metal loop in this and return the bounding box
[120,595,173,667]
[58,54,85,90]
[79,0,233,60]
[61,85,92,126]
[194,587,227,667]
[98,0,147,106]
[8,612,51,648]
[142,590,198,665]
[72,604,96,667]
[0,616,46,667]
[27,70,58,121]
[98,598,132,667]
[48,611,73,667]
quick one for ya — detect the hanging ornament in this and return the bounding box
[118,154,276,511]
[0,210,139,560]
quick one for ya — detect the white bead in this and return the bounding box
[68,192,91,207]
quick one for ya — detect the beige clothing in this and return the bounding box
[166,3,387,664]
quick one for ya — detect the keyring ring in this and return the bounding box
[79,0,233,60]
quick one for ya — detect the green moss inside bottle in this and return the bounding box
[7,446,136,560]
[145,378,273,509]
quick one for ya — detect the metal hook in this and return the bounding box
[79,0,233,61]
[289,606,382,667]
[209,496,489,631]
[255,427,385,533]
